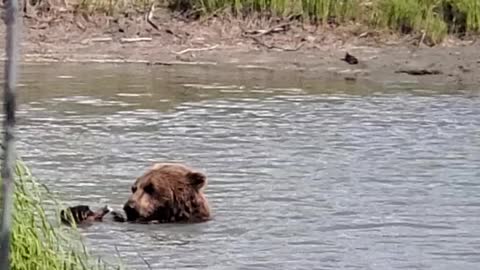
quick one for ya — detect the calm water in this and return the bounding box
[11,63,480,269]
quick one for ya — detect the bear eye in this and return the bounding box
[144,184,155,195]
[131,185,137,193]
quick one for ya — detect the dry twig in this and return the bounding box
[83,37,113,43]
[243,22,291,37]
[395,68,442,75]
[418,30,426,47]
[249,36,305,52]
[120,37,152,43]
[173,44,219,55]
[145,3,159,31]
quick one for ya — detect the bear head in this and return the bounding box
[123,163,211,223]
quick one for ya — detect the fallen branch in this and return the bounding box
[249,36,305,52]
[64,58,149,64]
[243,22,291,37]
[74,18,86,31]
[418,30,426,47]
[147,60,217,66]
[173,44,219,55]
[145,3,159,31]
[29,23,48,30]
[87,37,113,43]
[395,68,442,75]
[148,61,173,66]
[164,28,185,39]
[120,37,152,43]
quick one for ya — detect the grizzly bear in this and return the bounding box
[122,162,211,223]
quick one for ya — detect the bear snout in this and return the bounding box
[123,201,140,221]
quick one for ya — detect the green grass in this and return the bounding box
[372,0,449,44]
[2,157,122,270]
[26,0,480,43]
[449,0,480,32]
[163,0,480,43]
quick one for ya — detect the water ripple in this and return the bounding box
[14,65,480,270]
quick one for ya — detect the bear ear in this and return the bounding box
[186,171,207,190]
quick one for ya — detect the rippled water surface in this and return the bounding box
[12,63,480,269]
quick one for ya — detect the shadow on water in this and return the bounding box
[7,62,480,270]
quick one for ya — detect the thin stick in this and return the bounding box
[418,30,426,47]
[0,0,20,268]
[248,36,305,52]
[174,44,219,55]
[120,37,152,43]
[243,22,292,37]
[146,3,159,31]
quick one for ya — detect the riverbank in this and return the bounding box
[1,5,480,88]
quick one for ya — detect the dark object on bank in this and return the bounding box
[60,205,111,226]
[458,65,471,73]
[395,69,442,76]
[341,52,359,65]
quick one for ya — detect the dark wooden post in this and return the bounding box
[0,0,20,268]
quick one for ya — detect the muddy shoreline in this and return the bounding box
[1,8,480,88]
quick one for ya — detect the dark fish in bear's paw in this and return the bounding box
[60,205,112,226]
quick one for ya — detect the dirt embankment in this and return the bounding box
[1,6,480,87]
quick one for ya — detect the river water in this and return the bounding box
[12,63,480,269]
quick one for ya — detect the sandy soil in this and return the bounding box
[1,7,480,88]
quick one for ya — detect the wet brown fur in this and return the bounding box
[123,163,210,223]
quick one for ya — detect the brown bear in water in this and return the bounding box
[122,162,211,223]
[60,163,211,225]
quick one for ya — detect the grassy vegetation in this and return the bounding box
[24,0,480,43]
[28,0,478,44]
[2,157,121,270]
[162,0,480,44]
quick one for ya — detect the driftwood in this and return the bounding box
[74,18,86,30]
[145,3,159,31]
[248,36,305,52]
[243,22,291,37]
[147,60,217,66]
[88,37,113,42]
[120,37,152,43]
[418,30,426,47]
[173,44,219,55]
[395,69,442,75]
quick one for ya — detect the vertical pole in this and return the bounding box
[0,0,20,267]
